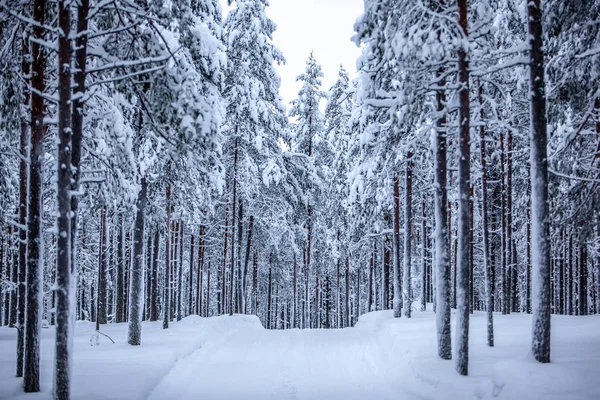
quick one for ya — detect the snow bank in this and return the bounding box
[355,307,600,400]
[0,314,262,400]
[1,310,599,400]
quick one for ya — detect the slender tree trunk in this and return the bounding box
[236,203,244,313]
[307,205,313,327]
[421,199,427,311]
[16,26,30,380]
[116,216,125,322]
[455,0,471,375]
[434,69,451,360]
[293,253,297,327]
[242,216,254,314]
[163,182,171,329]
[403,154,413,317]
[267,254,273,329]
[176,222,183,321]
[479,85,494,346]
[579,240,588,316]
[150,230,159,321]
[221,207,229,315]
[393,175,402,317]
[507,129,514,313]
[96,209,107,328]
[229,138,239,316]
[384,233,391,311]
[528,0,552,363]
[197,226,205,316]
[526,204,532,313]
[500,131,508,315]
[368,252,373,312]
[188,235,194,316]
[128,175,146,345]
[54,1,72,397]
[345,256,350,328]
[253,252,258,315]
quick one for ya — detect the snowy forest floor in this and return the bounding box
[1,308,599,400]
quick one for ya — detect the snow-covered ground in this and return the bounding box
[1,308,599,400]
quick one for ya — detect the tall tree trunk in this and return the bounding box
[306,205,313,327]
[507,129,515,313]
[293,252,297,327]
[393,175,402,317]
[368,251,373,312]
[403,154,413,317]
[384,233,391,311]
[163,182,171,329]
[128,175,147,345]
[434,69,451,360]
[579,240,588,316]
[16,25,30,380]
[221,207,229,315]
[456,0,471,375]
[421,199,427,311]
[23,2,43,388]
[527,0,552,363]
[267,253,273,329]
[54,1,72,397]
[116,216,125,322]
[176,222,183,321]
[500,132,508,314]
[242,216,254,314]
[229,138,239,316]
[197,226,205,316]
[253,252,258,315]
[96,208,107,328]
[150,230,159,321]
[188,235,194,316]
[526,205,532,314]
[479,85,494,346]
[345,256,350,328]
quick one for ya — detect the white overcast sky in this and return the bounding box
[219,0,365,112]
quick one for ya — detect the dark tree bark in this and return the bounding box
[163,182,171,329]
[403,154,413,317]
[242,215,254,314]
[116,216,125,323]
[384,232,391,311]
[17,25,29,380]
[434,69,451,360]
[500,131,508,315]
[197,226,205,316]
[150,230,160,321]
[579,241,588,316]
[267,253,273,329]
[368,251,373,312]
[221,207,229,315]
[97,209,108,328]
[189,235,195,315]
[54,1,72,397]
[479,85,494,346]
[527,0,552,364]
[128,175,147,345]
[393,175,402,317]
[229,138,239,316]
[345,256,350,328]
[455,0,471,376]
[23,1,43,388]
[176,222,183,321]
[253,252,258,315]
[421,199,427,311]
[526,206,532,314]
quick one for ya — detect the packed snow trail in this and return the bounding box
[2,309,599,400]
[148,321,406,400]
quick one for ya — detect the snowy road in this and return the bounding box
[148,322,403,400]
